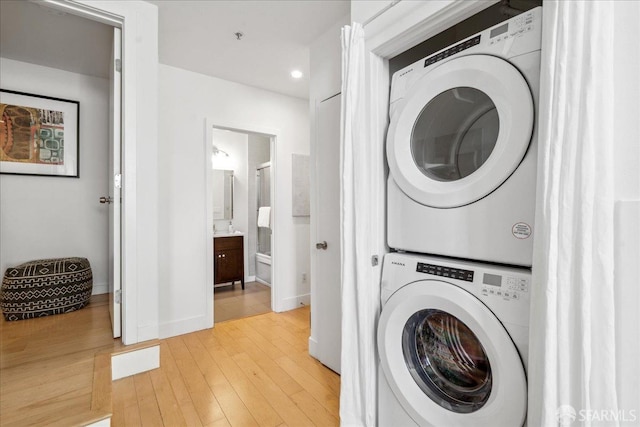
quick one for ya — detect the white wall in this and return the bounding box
[0,58,109,295]
[158,64,310,337]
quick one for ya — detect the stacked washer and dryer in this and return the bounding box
[378,7,541,427]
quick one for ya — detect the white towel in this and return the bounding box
[257,206,271,228]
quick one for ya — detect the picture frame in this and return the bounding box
[0,89,80,178]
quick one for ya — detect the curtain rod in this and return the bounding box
[363,0,402,27]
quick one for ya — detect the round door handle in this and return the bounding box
[316,241,328,250]
[99,196,113,204]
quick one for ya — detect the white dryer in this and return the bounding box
[378,252,530,427]
[387,7,542,267]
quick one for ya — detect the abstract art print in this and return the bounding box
[0,89,79,177]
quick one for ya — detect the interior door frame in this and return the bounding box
[205,118,279,328]
[108,26,123,338]
[39,0,134,343]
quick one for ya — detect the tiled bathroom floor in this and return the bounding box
[214,281,272,323]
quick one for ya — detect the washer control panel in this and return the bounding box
[481,273,529,301]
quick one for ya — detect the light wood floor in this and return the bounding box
[214,281,272,323]
[112,305,339,426]
[1,293,338,426]
[0,294,116,426]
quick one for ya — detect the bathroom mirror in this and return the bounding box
[212,169,234,220]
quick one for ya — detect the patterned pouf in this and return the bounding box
[0,257,93,321]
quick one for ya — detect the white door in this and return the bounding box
[377,280,526,426]
[107,27,122,338]
[311,93,342,373]
[387,55,534,208]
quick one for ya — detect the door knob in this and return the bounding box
[99,196,113,204]
[316,241,328,250]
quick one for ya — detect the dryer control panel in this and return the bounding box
[416,262,474,282]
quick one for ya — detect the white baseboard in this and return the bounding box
[255,277,271,287]
[247,275,256,282]
[280,293,310,311]
[112,345,160,380]
[159,315,208,339]
[85,417,111,427]
[137,324,160,343]
[308,336,319,358]
[92,282,108,295]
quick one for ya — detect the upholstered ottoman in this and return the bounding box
[0,257,93,321]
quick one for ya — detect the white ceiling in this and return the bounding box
[0,1,349,100]
[0,1,113,79]
[150,1,350,99]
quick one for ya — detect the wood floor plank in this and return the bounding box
[166,337,227,425]
[159,342,204,427]
[212,327,303,396]
[149,366,188,426]
[112,376,136,427]
[91,353,112,413]
[204,418,232,427]
[275,355,340,415]
[230,319,286,360]
[199,344,283,426]
[290,389,340,427]
[123,402,143,427]
[134,372,165,426]
[288,349,340,396]
[0,394,91,427]
[231,352,315,427]
[182,333,262,427]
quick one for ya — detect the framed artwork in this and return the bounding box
[292,153,310,217]
[0,89,80,178]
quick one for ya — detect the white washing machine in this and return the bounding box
[378,252,530,426]
[387,7,542,267]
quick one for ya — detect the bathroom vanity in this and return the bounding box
[213,233,245,289]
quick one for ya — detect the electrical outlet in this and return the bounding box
[302,273,307,282]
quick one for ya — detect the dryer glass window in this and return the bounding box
[402,309,492,413]
[411,87,499,182]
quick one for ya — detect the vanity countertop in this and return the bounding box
[214,230,244,238]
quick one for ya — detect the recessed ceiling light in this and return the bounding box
[290,70,303,79]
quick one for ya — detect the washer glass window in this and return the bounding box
[402,309,492,413]
[410,87,499,182]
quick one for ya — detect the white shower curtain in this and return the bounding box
[339,22,388,427]
[528,2,623,425]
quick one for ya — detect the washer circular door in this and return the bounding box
[378,281,527,426]
[387,54,534,208]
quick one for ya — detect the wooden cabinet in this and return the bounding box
[214,235,244,289]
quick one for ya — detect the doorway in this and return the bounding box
[0,0,123,338]
[206,125,277,325]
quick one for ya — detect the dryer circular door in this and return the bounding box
[378,280,527,426]
[387,55,534,208]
